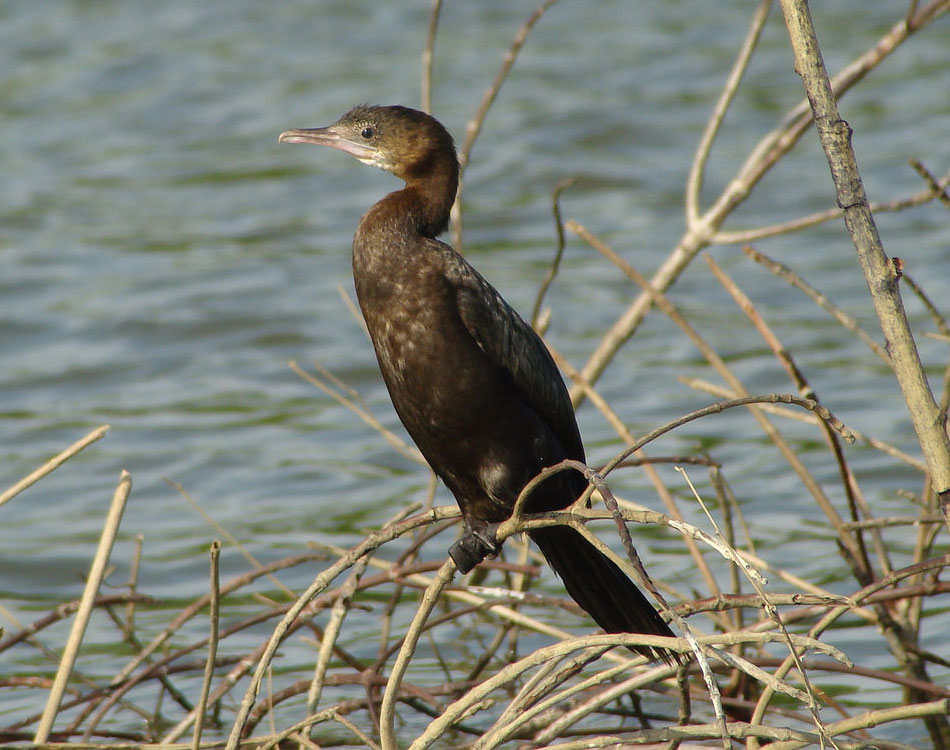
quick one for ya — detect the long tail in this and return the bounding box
[529,525,679,664]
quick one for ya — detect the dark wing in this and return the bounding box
[437,240,585,461]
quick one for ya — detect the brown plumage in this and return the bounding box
[280,104,678,662]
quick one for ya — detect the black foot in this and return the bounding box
[448,525,500,573]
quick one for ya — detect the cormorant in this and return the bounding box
[280,104,677,662]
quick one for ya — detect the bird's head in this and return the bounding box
[279,104,457,184]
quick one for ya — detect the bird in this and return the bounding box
[279,104,677,662]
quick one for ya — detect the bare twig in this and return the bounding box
[420,0,443,113]
[34,471,132,744]
[379,559,456,750]
[742,245,890,363]
[715,175,950,244]
[531,177,577,329]
[686,0,771,227]
[190,541,220,750]
[290,359,426,466]
[909,160,950,209]
[451,0,563,250]
[306,554,370,715]
[0,425,110,509]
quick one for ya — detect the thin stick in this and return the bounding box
[909,160,950,209]
[0,425,110,508]
[902,272,950,341]
[191,541,220,750]
[531,177,576,328]
[678,469,829,747]
[686,0,771,226]
[290,359,425,465]
[306,555,370,714]
[379,559,456,750]
[124,534,144,640]
[474,654,627,750]
[33,470,132,744]
[421,0,443,113]
[334,710,381,750]
[165,478,294,598]
[742,245,890,363]
[714,176,950,244]
[457,0,560,169]
[451,0,562,250]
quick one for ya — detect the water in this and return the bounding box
[1,0,947,740]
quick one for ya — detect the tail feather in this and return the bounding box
[529,525,679,664]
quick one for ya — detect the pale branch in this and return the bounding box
[778,0,950,506]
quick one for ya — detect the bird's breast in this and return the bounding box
[350,232,573,515]
[353,253,504,439]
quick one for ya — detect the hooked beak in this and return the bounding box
[278,126,376,162]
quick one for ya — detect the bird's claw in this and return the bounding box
[448,524,500,574]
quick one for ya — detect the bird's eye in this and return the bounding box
[360,126,375,140]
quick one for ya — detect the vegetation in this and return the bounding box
[3,1,949,748]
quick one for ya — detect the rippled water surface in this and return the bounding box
[1,0,948,737]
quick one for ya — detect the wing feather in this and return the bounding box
[435,241,585,461]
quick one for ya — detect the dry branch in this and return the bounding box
[778,0,950,507]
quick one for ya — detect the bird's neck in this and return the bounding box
[362,159,458,241]
[351,161,458,328]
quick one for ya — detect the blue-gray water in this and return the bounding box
[1,0,948,739]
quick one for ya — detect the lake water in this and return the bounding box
[1,0,948,741]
